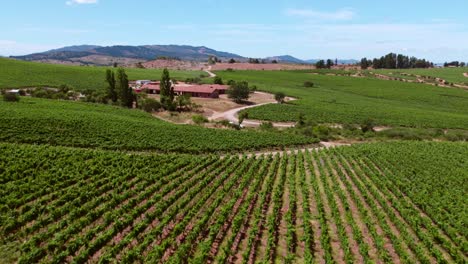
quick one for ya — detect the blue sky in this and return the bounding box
[1,0,467,62]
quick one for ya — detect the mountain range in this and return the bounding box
[11,45,358,66]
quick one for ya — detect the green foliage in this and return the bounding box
[139,98,161,113]
[0,141,465,263]
[238,112,249,125]
[116,68,133,108]
[3,93,20,102]
[176,94,192,111]
[105,69,117,102]
[216,70,468,129]
[274,92,286,103]
[160,68,175,111]
[360,118,375,133]
[0,97,313,153]
[303,81,314,87]
[185,77,202,84]
[191,114,208,125]
[227,81,250,103]
[213,76,223,85]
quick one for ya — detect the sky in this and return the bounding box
[1,0,468,62]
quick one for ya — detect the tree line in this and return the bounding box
[443,61,466,67]
[360,53,433,69]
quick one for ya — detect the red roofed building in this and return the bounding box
[139,82,229,98]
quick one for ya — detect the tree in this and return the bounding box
[227,81,250,103]
[176,94,192,112]
[274,92,286,104]
[160,68,175,110]
[315,60,326,69]
[271,60,278,64]
[297,113,306,127]
[105,69,118,103]
[228,58,236,64]
[360,58,370,69]
[139,98,161,113]
[238,112,249,125]
[116,68,133,108]
[213,76,223,85]
[326,59,334,69]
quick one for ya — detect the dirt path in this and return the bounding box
[209,92,297,128]
[204,66,216,78]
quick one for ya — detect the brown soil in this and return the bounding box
[310,156,346,263]
[211,63,316,71]
[140,59,204,70]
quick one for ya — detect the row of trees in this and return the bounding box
[443,61,467,67]
[315,59,335,69]
[105,68,134,108]
[360,53,433,69]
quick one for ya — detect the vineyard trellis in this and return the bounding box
[0,141,466,263]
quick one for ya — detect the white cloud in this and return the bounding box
[285,8,356,21]
[66,0,98,6]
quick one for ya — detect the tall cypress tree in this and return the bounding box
[116,68,133,108]
[105,69,118,103]
[160,68,174,110]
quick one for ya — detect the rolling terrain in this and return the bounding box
[216,70,468,129]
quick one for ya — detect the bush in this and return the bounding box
[259,122,274,131]
[213,76,223,85]
[3,93,20,102]
[140,98,161,113]
[227,80,236,85]
[304,81,314,87]
[192,114,209,125]
[360,118,375,133]
[226,68,234,72]
[185,77,202,84]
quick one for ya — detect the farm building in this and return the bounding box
[139,82,229,98]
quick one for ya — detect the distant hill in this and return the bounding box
[11,44,360,66]
[265,55,309,64]
[11,45,245,66]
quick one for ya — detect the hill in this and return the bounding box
[11,45,244,65]
[216,70,468,129]
[0,97,315,153]
[0,58,205,91]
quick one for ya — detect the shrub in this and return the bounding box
[274,92,286,104]
[213,76,223,85]
[227,80,236,85]
[192,114,209,125]
[226,68,234,72]
[3,93,20,102]
[140,98,161,113]
[259,122,274,131]
[304,81,314,87]
[360,118,375,133]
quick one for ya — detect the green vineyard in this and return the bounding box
[1,141,467,263]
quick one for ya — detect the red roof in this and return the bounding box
[140,83,229,94]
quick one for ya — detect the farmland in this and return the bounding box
[0,141,466,263]
[373,67,468,84]
[0,97,315,153]
[216,70,468,129]
[0,58,206,91]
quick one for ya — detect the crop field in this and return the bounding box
[1,141,466,263]
[373,67,468,84]
[0,97,315,153]
[0,58,206,91]
[216,70,468,129]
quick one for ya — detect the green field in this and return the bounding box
[0,97,315,153]
[1,141,466,263]
[0,58,206,91]
[373,67,468,84]
[216,70,468,129]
